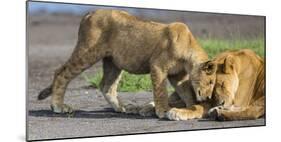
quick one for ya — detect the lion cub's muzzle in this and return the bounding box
[195,89,212,102]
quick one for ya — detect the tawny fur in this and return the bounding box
[38,9,212,119]
[208,49,264,121]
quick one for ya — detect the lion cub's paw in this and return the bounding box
[111,105,126,113]
[51,104,73,114]
[166,108,186,121]
[139,102,156,117]
[123,104,140,114]
[155,107,168,119]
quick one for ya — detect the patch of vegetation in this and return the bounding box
[83,70,175,93]
[83,71,149,92]
[199,38,264,58]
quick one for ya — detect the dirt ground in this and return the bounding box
[27,11,265,141]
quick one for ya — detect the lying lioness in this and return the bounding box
[38,9,216,119]
[207,49,264,120]
[165,49,264,121]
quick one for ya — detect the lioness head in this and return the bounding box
[190,61,217,102]
[213,55,239,106]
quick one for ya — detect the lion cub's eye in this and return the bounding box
[192,81,200,85]
[221,82,225,88]
[209,80,214,85]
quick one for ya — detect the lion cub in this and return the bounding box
[38,9,216,119]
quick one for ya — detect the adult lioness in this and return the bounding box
[37,9,215,119]
[207,49,264,120]
[166,49,264,121]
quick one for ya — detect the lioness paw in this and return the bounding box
[208,106,225,120]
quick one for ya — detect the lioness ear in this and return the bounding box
[223,55,235,74]
[202,61,217,75]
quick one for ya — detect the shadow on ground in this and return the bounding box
[29,109,157,120]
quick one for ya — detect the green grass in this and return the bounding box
[199,38,264,58]
[118,71,153,92]
[83,38,264,92]
[83,70,151,92]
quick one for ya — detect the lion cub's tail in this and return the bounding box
[38,85,52,100]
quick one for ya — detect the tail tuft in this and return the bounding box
[38,85,52,100]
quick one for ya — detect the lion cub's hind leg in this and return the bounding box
[47,23,107,113]
[100,58,127,113]
[51,46,104,113]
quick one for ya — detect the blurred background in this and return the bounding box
[28,1,265,57]
[28,2,265,38]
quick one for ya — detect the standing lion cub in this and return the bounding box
[38,9,216,119]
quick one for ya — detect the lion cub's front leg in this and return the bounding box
[139,92,186,117]
[150,65,170,118]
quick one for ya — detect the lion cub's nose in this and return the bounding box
[198,90,201,96]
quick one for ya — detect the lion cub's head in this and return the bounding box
[190,61,217,102]
[192,55,239,106]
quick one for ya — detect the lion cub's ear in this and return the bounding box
[202,61,217,75]
[223,55,235,74]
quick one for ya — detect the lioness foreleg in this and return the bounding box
[208,95,264,121]
[166,103,210,120]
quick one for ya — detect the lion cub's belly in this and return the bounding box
[112,54,151,74]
